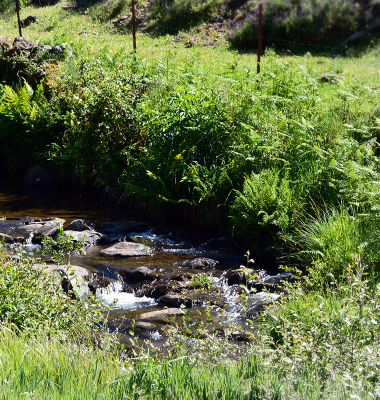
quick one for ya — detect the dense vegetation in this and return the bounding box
[1,0,380,397]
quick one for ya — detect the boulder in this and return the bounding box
[21,15,38,28]
[138,308,184,321]
[245,293,280,317]
[226,268,257,286]
[140,277,183,299]
[249,272,294,292]
[63,230,102,246]
[65,219,94,232]
[158,294,192,308]
[135,321,155,329]
[0,232,14,244]
[33,221,61,240]
[54,43,74,57]
[22,218,65,239]
[35,263,91,299]
[0,35,12,52]
[24,165,53,186]
[100,242,151,257]
[181,257,219,270]
[118,266,162,283]
[12,36,35,55]
[29,44,54,58]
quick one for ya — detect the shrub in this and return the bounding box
[230,169,304,252]
[49,53,146,186]
[89,0,129,22]
[0,253,106,334]
[259,263,380,392]
[0,82,63,172]
[121,87,239,219]
[147,0,221,31]
[228,0,360,50]
[188,274,214,290]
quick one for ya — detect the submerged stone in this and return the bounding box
[63,230,102,246]
[138,308,184,321]
[119,266,161,283]
[65,219,94,232]
[158,294,192,308]
[100,242,151,257]
[181,257,219,270]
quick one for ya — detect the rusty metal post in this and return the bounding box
[131,0,136,51]
[15,0,22,37]
[257,3,263,74]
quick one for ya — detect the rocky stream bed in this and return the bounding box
[0,214,293,346]
[0,169,293,348]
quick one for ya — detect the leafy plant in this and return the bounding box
[40,225,86,268]
[0,252,105,333]
[89,0,129,22]
[230,168,303,246]
[188,274,214,290]
[0,81,63,172]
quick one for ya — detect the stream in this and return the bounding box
[0,178,287,346]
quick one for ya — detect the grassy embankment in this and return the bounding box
[1,1,380,398]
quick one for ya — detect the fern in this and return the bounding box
[230,169,304,242]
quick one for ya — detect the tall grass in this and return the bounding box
[0,322,377,399]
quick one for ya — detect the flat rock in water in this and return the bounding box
[100,242,151,257]
[65,219,94,232]
[158,294,192,308]
[0,232,15,243]
[120,266,161,282]
[63,230,102,246]
[181,257,219,270]
[138,308,184,321]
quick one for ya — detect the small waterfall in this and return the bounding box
[97,281,157,310]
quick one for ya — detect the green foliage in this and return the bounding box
[49,53,146,186]
[290,208,380,280]
[89,0,129,22]
[260,266,380,392]
[147,0,221,31]
[121,87,238,221]
[188,274,213,290]
[0,253,104,333]
[231,169,303,243]
[41,226,86,267]
[0,81,63,172]
[228,0,360,50]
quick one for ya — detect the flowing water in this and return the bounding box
[0,178,279,345]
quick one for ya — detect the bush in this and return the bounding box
[0,246,106,334]
[228,0,360,50]
[89,0,129,22]
[49,53,146,186]
[259,264,380,392]
[230,169,304,256]
[121,87,239,220]
[147,0,221,31]
[0,82,63,172]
